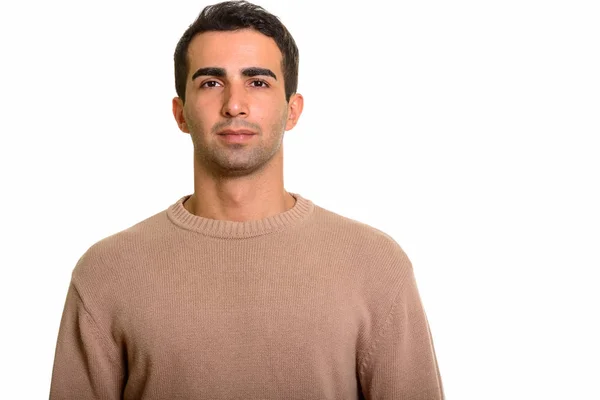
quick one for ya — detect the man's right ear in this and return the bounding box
[172,97,189,133]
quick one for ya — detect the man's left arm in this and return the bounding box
[357,266,445,399]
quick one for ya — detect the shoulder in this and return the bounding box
[310,204,416,336]
[71,208,170,287]
[309,204,413,281]
[311,204,409,257]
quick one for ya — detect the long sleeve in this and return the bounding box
[49,282,125,399]
[358,267,445,399]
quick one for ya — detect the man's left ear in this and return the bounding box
[285,93,304,131]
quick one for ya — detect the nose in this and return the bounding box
[221,84,248,118]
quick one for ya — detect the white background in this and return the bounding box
[1,0,599,398]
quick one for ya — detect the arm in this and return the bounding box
[358,267,445,399]
[49,282,125,399]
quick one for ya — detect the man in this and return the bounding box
[50,1,444,399]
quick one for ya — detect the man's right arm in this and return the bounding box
[49,282,125,399]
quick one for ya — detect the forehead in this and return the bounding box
[187,29,283,74]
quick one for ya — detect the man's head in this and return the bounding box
[171,1,303,178]
[174,0,299,104]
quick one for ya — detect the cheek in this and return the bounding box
[257,108,287,133]
[184,101,212,126]
[257,98,288,123]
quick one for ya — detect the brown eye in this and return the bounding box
[201,81,221,88]
[251,80,269,88]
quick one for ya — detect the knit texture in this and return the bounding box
[50,192,444,399]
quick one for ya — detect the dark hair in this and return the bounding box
[174,0,299,103]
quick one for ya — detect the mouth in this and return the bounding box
[217,129,257,143]
[217,129,257,136]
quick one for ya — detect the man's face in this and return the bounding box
[173,29,302,177]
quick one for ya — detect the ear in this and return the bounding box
[172,97,189,133]
[285,93,304,131]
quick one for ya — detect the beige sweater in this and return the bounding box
[50,193,444,399]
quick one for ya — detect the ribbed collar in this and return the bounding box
[166,192,314,239]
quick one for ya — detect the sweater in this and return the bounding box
[50,192,444,399]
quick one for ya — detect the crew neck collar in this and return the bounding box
[167,192,314,239]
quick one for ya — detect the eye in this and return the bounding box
[200,80,222,88]
[250,80,270,88]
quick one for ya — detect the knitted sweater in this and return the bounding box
[50,193,444,399]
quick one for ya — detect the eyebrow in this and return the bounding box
[191,67,277,81]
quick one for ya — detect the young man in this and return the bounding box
[49,1,444,399]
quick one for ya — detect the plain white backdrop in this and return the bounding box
[1,0,599,398]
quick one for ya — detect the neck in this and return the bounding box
[184,152,296,222]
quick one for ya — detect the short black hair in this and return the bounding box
[174,1,299,103]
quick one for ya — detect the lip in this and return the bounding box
[217,130,257,144]
[217,129,257,136]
